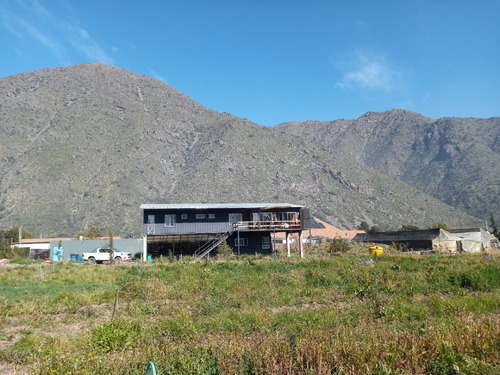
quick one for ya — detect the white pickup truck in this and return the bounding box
[82,248,132,264]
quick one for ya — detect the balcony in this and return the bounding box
[233,220,301,231]
[144,219,302,236]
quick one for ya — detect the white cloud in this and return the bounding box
[8,15,65,56]
[78,28,89,39]
[69,38,114,64]
[336,51,400,92]
[31,0,54,21]
[1,1,114,65]
[24,20,63,53]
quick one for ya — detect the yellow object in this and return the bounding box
[369,246,384,256]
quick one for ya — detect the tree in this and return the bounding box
[399,225,420,231]
[77,225,101,239]
[328,236,351,254]
[0,227,34,245]
[0,227,34,259]
[430,222,448,230]
[359,222,381,233]
[490,213,499,238]
[216,240,233,259]
[359,221,371,232]
[104,226,114,264]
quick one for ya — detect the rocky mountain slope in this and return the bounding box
[277,110,500,222]
[0,64,482,236]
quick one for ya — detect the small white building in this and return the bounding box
[14,238,73,259]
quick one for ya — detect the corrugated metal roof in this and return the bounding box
[309,217,326,229]
[140,203,304,210]
[353,229,441,242]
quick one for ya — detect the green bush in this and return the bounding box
[328,236,351,253]
[448,265,500,291]
[92,319,140,353]
[0,247,27,260]
[9,256,33,265]
[216,240,234,258]
[164,348,220,375]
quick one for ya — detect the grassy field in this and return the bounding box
[0,249,499,374]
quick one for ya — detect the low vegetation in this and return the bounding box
[0,227,34,259]
[0,249,499,374]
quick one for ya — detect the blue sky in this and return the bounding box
[1,0,499,125]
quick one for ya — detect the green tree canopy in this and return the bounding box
[76,225,102,239]
[399,225,420,231]
[430,222,448,230]
[490,213,499,238]
[0,227,34,243]
[359,221,371,232]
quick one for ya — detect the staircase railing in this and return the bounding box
[195,232,230,259]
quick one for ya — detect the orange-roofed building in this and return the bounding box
[274,217,365,244]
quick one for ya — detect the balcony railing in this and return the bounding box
[144,220,302,236]
[233,220,301,231]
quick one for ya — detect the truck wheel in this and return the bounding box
[88,257,96,265]
[115,256,121,260]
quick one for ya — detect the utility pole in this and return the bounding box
[237,229,240,256]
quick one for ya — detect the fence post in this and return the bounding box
[111,286,119,322]
[373,271,380,314]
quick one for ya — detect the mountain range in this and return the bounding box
[277,111,500,223]
[0,63,496,237]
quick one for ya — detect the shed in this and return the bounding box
[352,228,495,253]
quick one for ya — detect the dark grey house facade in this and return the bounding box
[141,203,309,258]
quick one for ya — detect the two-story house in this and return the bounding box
[140,203,310,259]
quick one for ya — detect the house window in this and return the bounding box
[278,212,298,222]
[196,214,206,219]
[164,214,176,227]
[229,213,242,224]
[208,213,215,219]
[262,237,270,244]
[147,214,156,234]
[262,244,270,250]
[261,213,273,222]
[235,238,248,246]
[181,214,188,220]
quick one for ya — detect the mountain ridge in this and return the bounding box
[277,110,500,222]
[0,63,484,236]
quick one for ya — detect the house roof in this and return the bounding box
[447,228,483,234]
[353,229,441,242]
[140,203,304,210]
[304,217,365,239]
[19,237,75,244]
[275,217,365,240]
[18,236,120,244]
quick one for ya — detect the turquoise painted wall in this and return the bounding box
[49,238,143,261]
